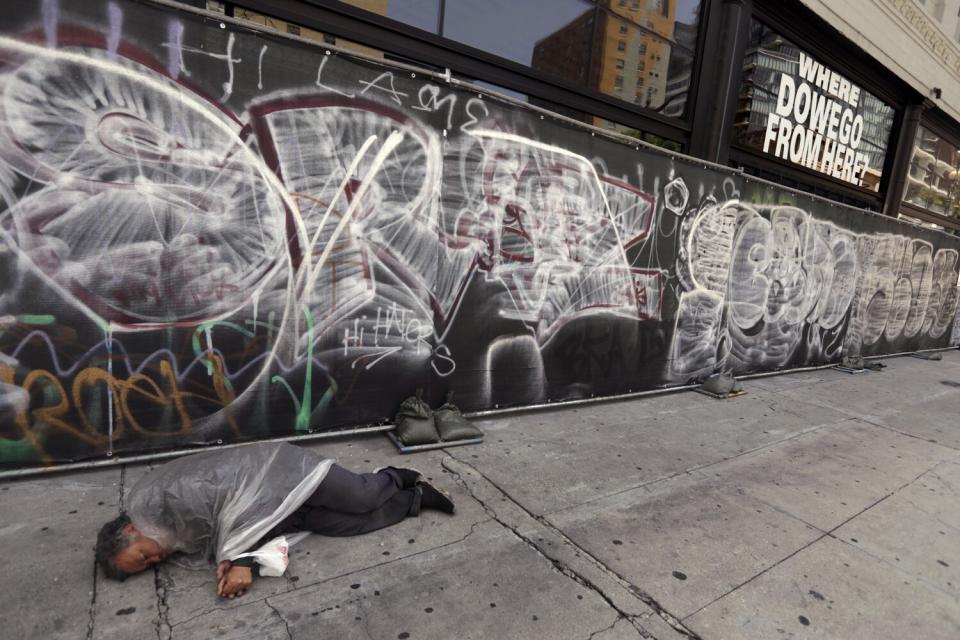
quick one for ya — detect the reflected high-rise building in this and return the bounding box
[594,0,676,112]
[528,9,599,89]
[231,0,697,150]
[661,20,697,118]
[532,1,695,128]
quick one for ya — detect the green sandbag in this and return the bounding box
[434,392,483,441]
[395,388,440,445]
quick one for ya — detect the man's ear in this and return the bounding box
[122,523,139,536]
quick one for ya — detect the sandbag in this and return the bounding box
[395,388,440,445]
[434,392,483,441]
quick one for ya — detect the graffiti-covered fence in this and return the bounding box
[1,0,958,469]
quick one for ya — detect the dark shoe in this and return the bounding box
[418,481,455,514]
[376,466,422,489]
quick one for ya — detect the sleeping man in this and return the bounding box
[95,442,454,598]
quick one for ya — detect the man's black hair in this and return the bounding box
[95,513,135,581]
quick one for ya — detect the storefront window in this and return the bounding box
[364,0,441,33]
[234,6,380,57]
[903,125,960,220]
[579,8,696,115]
[473,81,684,152]
[337,0,703,119]
[600,0,699,41]
[442,0,596,67]
[732,20,895,192]
[593,118,684,152]
[231,5,683,153]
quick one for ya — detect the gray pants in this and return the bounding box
[293,465,421,537]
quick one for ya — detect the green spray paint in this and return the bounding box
[271,305,316,433]
[0,314,56,340]
[16,314,55,325]
[0,437,39,464]
[190,321,250,389]
[0,380,55,463]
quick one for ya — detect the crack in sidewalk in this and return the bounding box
[585,614,668,640]
[265,599,294,640]
[443,454,700,640]
[119,466,126,512]
[86,464,127,640]
[154,565,172,640]
[85,560,98,640]
[585,614,622,640]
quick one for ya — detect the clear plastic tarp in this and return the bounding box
[126,442,332,567]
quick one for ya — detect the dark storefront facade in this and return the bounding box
[1,0,959,470]
[224,0,956,229]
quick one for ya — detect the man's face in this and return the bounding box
[113,528,169,575]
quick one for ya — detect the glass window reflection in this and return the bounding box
[534,1,699,116]
[472,80,683,152]
[340,0,442,34]
[587,12,695,115]
[443,0,595,67]
[234,1,688,149]
[234,6,379,57]
[336,0,703,120]
[904,126,960,220]
[598,0,702,41]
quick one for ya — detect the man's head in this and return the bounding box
[96,513,168,580]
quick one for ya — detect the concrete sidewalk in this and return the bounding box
[2,352,959,640]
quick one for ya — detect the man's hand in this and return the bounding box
[216,560,232,582]
[218,565,253,599]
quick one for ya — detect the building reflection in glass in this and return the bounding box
[905,126,960,219]
[335,0,701,125]
[239,0,698,148]
[532,0,700,121]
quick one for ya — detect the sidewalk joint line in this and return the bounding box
[854,417,960,452]
[680,464,938,622]
[826,532,960,600]
[443,452,702,640]
[167,517,490,629]
[746,494,830,533]
[822,461,960,600]
[545,418,854,519]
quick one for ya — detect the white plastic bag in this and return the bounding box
[231,532,310,577]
